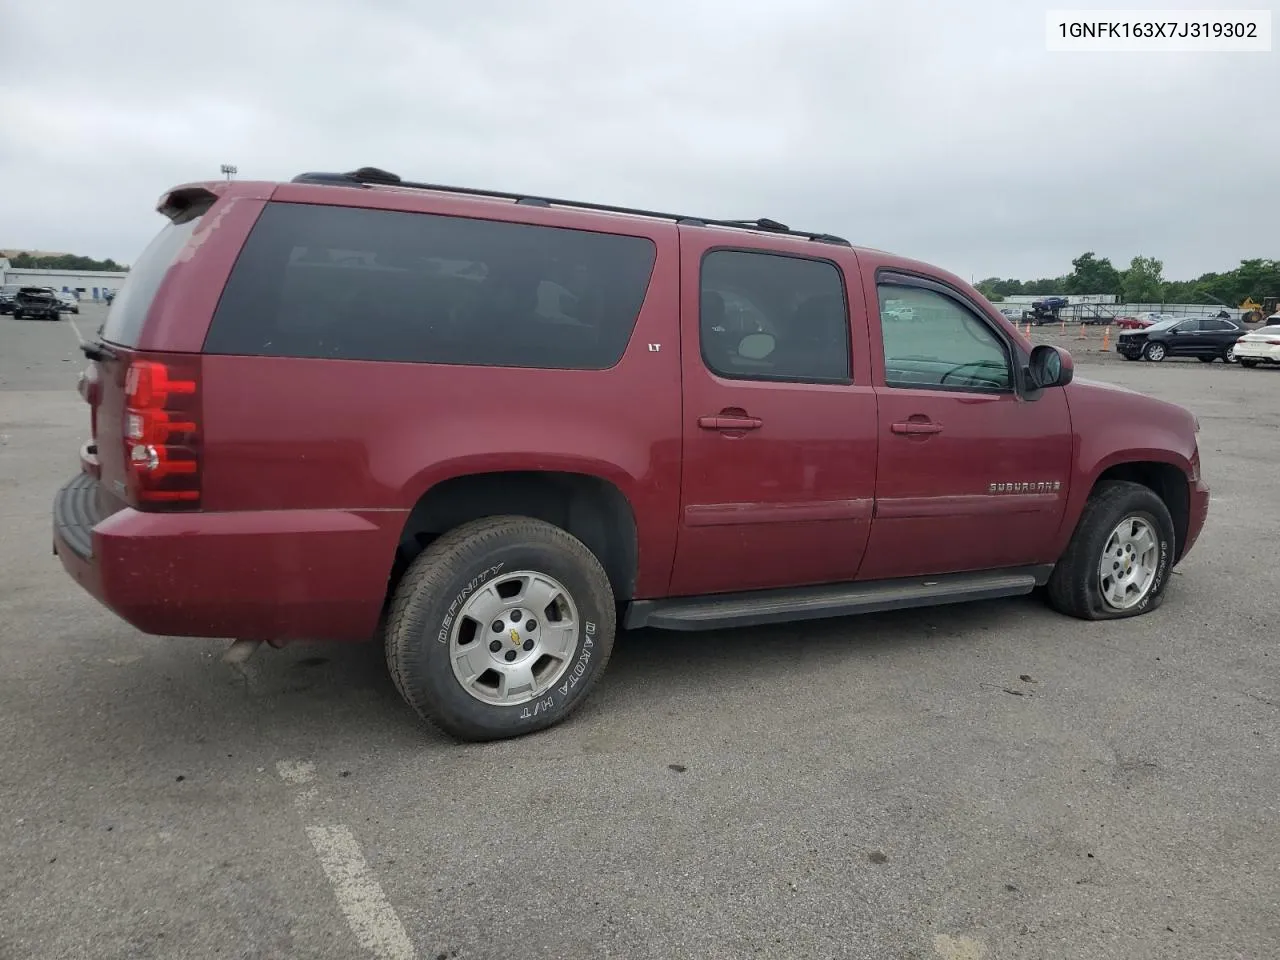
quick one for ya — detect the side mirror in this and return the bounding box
[1028,344,1073,389]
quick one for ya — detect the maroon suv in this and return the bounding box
[53,166,1210,741]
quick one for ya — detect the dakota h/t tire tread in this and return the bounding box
[1046,480,1176,621]
[385,515,616,741]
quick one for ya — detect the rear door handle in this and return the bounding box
[891,420,943,435]
[698,415,763,431]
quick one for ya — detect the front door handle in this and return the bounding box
[699,414,763,431]
[891,420,943,436]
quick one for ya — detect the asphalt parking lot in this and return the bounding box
[1,305,1277,960]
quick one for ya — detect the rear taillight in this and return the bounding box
[123,358,201,509]
[1265,339,1280,346]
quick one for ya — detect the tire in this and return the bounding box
[385,515,616,742]
[1143,341,1166,361]
[1240,359,1258,368]
[1222,344,1238,364]
[1045,480,1176,621]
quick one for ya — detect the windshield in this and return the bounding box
[1144,318,1181,332]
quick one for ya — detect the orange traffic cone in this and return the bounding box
[1102,326,1111,350]
[1077,323,1087,340]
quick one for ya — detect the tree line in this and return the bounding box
[976,254,1280,306]
[5,252,128,273]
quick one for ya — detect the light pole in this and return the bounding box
[220,164,238,181]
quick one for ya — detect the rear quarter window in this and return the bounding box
[101,217,202,347]
[203,202,658,369]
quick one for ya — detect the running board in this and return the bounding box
[623,567,1053,632]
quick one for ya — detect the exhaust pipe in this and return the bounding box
[223,639,264,666]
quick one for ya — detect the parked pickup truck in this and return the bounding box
[53,167,1210,741]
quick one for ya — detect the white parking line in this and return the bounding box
[306,825,417,960]
[933,933,986,959]
[66,314,89,347]
[277,759,316,784]
[277,760,416,960]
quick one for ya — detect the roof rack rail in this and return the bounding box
[289,167,851,246]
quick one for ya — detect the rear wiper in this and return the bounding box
[80,340,118,362]
[69,319,118,361]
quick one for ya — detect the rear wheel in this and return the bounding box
[12,310,21,320]
[1222,344,1238,363]
[1143,341,1166,361]
[385,516,616,741]
[1046,481,1175,620]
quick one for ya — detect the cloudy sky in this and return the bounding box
[1,0,1275,282]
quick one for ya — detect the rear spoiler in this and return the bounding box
[155,179,277,223]
[156,186,219,224]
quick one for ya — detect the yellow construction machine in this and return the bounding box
[1241,297,1278,324]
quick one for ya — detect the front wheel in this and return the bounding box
[1143,342,1166,361]
[12,311,21,320]
[385,516,616,742]
[1222,344,1238,363]
[1045,480,1175,620]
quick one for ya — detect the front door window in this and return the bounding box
[877,285,1013,392]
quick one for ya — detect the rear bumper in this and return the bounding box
[53,472,403,642]
[17,303,59,317]
[1233,342,1280,362]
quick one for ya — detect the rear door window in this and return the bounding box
[101,217,203,347]
[203,202,658,370]
[698,249,851,383]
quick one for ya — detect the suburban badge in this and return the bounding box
[988,481,1062,494]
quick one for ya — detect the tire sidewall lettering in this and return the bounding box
[437,562,505,644]
[1134,535,1171,612]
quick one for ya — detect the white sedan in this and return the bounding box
[54,291,79,314]
[1236,318,1280,368]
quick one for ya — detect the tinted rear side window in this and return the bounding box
[101,217,202,347]
[204,202,658,369]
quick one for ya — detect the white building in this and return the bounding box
[0,259,128,301]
